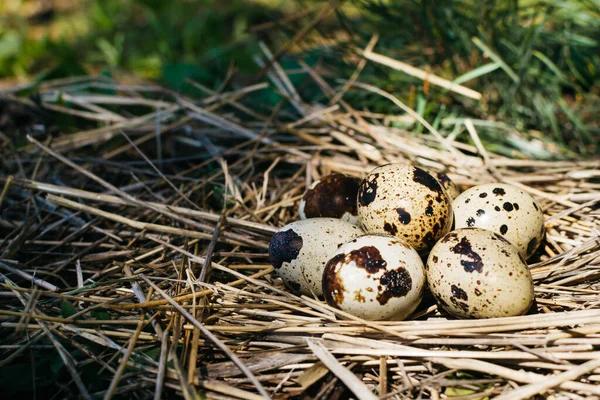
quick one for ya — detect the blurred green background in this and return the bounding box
[1,0,599,156]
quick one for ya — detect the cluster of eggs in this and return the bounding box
[268,164,544,320]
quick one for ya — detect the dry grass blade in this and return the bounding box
[139,275,272,399]
[360,49,483,100]
[0,261,58,291]
[103,319,146,400]
[493,358,600,400]
[430,358,600,395]
[306,338,378,400]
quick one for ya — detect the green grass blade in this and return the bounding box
[453,62,501,85]
[532,50,570,83]
[472,37,520,83]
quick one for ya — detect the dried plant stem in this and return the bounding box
[360,49,483,100]
[140,275,272,399]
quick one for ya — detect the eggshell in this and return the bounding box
[323,234,426,320]
[452,183,545,258]
[268,218,363,295]
[357,164,453,251]
[299,173,361,225]
[427,228,534,319]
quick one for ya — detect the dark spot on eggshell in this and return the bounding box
[322,254,346,306]
[527,238,538,257]
[302,173,360,219]
[345,246,388,273]
[432,255,438,263]
[474,288,482,296]
[479,192,488,198]
[287,280,301,294]
[466,217,475,227]
[425,206,434,216]
[436,172,451,186]
[500,224,508,235]
[465,198,471,204]
[476,209,485,217]
[413,168,444,202]
[396,207,412,225]
[451,284,468,301]
[441,232,459,243]
[513,203,520,210]
[503,202,514,212]
[493,187,506,196]
[495,206,501,211]
[423,232,436,247]
[353,290,366,303]
[358,173,379,207]
[450,296,469,313]
[269,229,303,269]
[450,236,484,273]
[533,202,539,211]
[376,267,412,305]
[329,245,389,277]
[440,216,447,229]
[384,222,398,236]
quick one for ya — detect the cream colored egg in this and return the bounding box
[453,183,545,258]
[427,228,534,319]
[357,164,453,252]
[322,234,426,320]
[268,218,363,295]
[298,173,361,225]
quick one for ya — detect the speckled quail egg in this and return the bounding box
[427,228,534,319]
[452,183,545,259]
[357,164,453,252]
[299,173,361,225]
[322,234,426,320]
[268,218,363,296]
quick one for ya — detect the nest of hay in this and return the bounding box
[1,56,599,400]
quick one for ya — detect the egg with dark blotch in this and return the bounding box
[299,173,361,225]
[427,228,534,319]
[268,218,363,296]
[452,183,545,259]
[322,234,425,320]
[356,164,453,252]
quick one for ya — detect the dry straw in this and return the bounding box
[0,42,599,400]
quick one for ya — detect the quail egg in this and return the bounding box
[323,234,426,320]
[357,164,453,252]
[452,183,545,258]
[299,173,361,225]
[427,228,534,319]
[268,218,363,296]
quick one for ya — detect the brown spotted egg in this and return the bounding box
[299,173,361,225]
[452,183,545,259]
[357,164,453,252]
[322,234,425,320]
[427,228,534,319]
[268,218,363,296]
